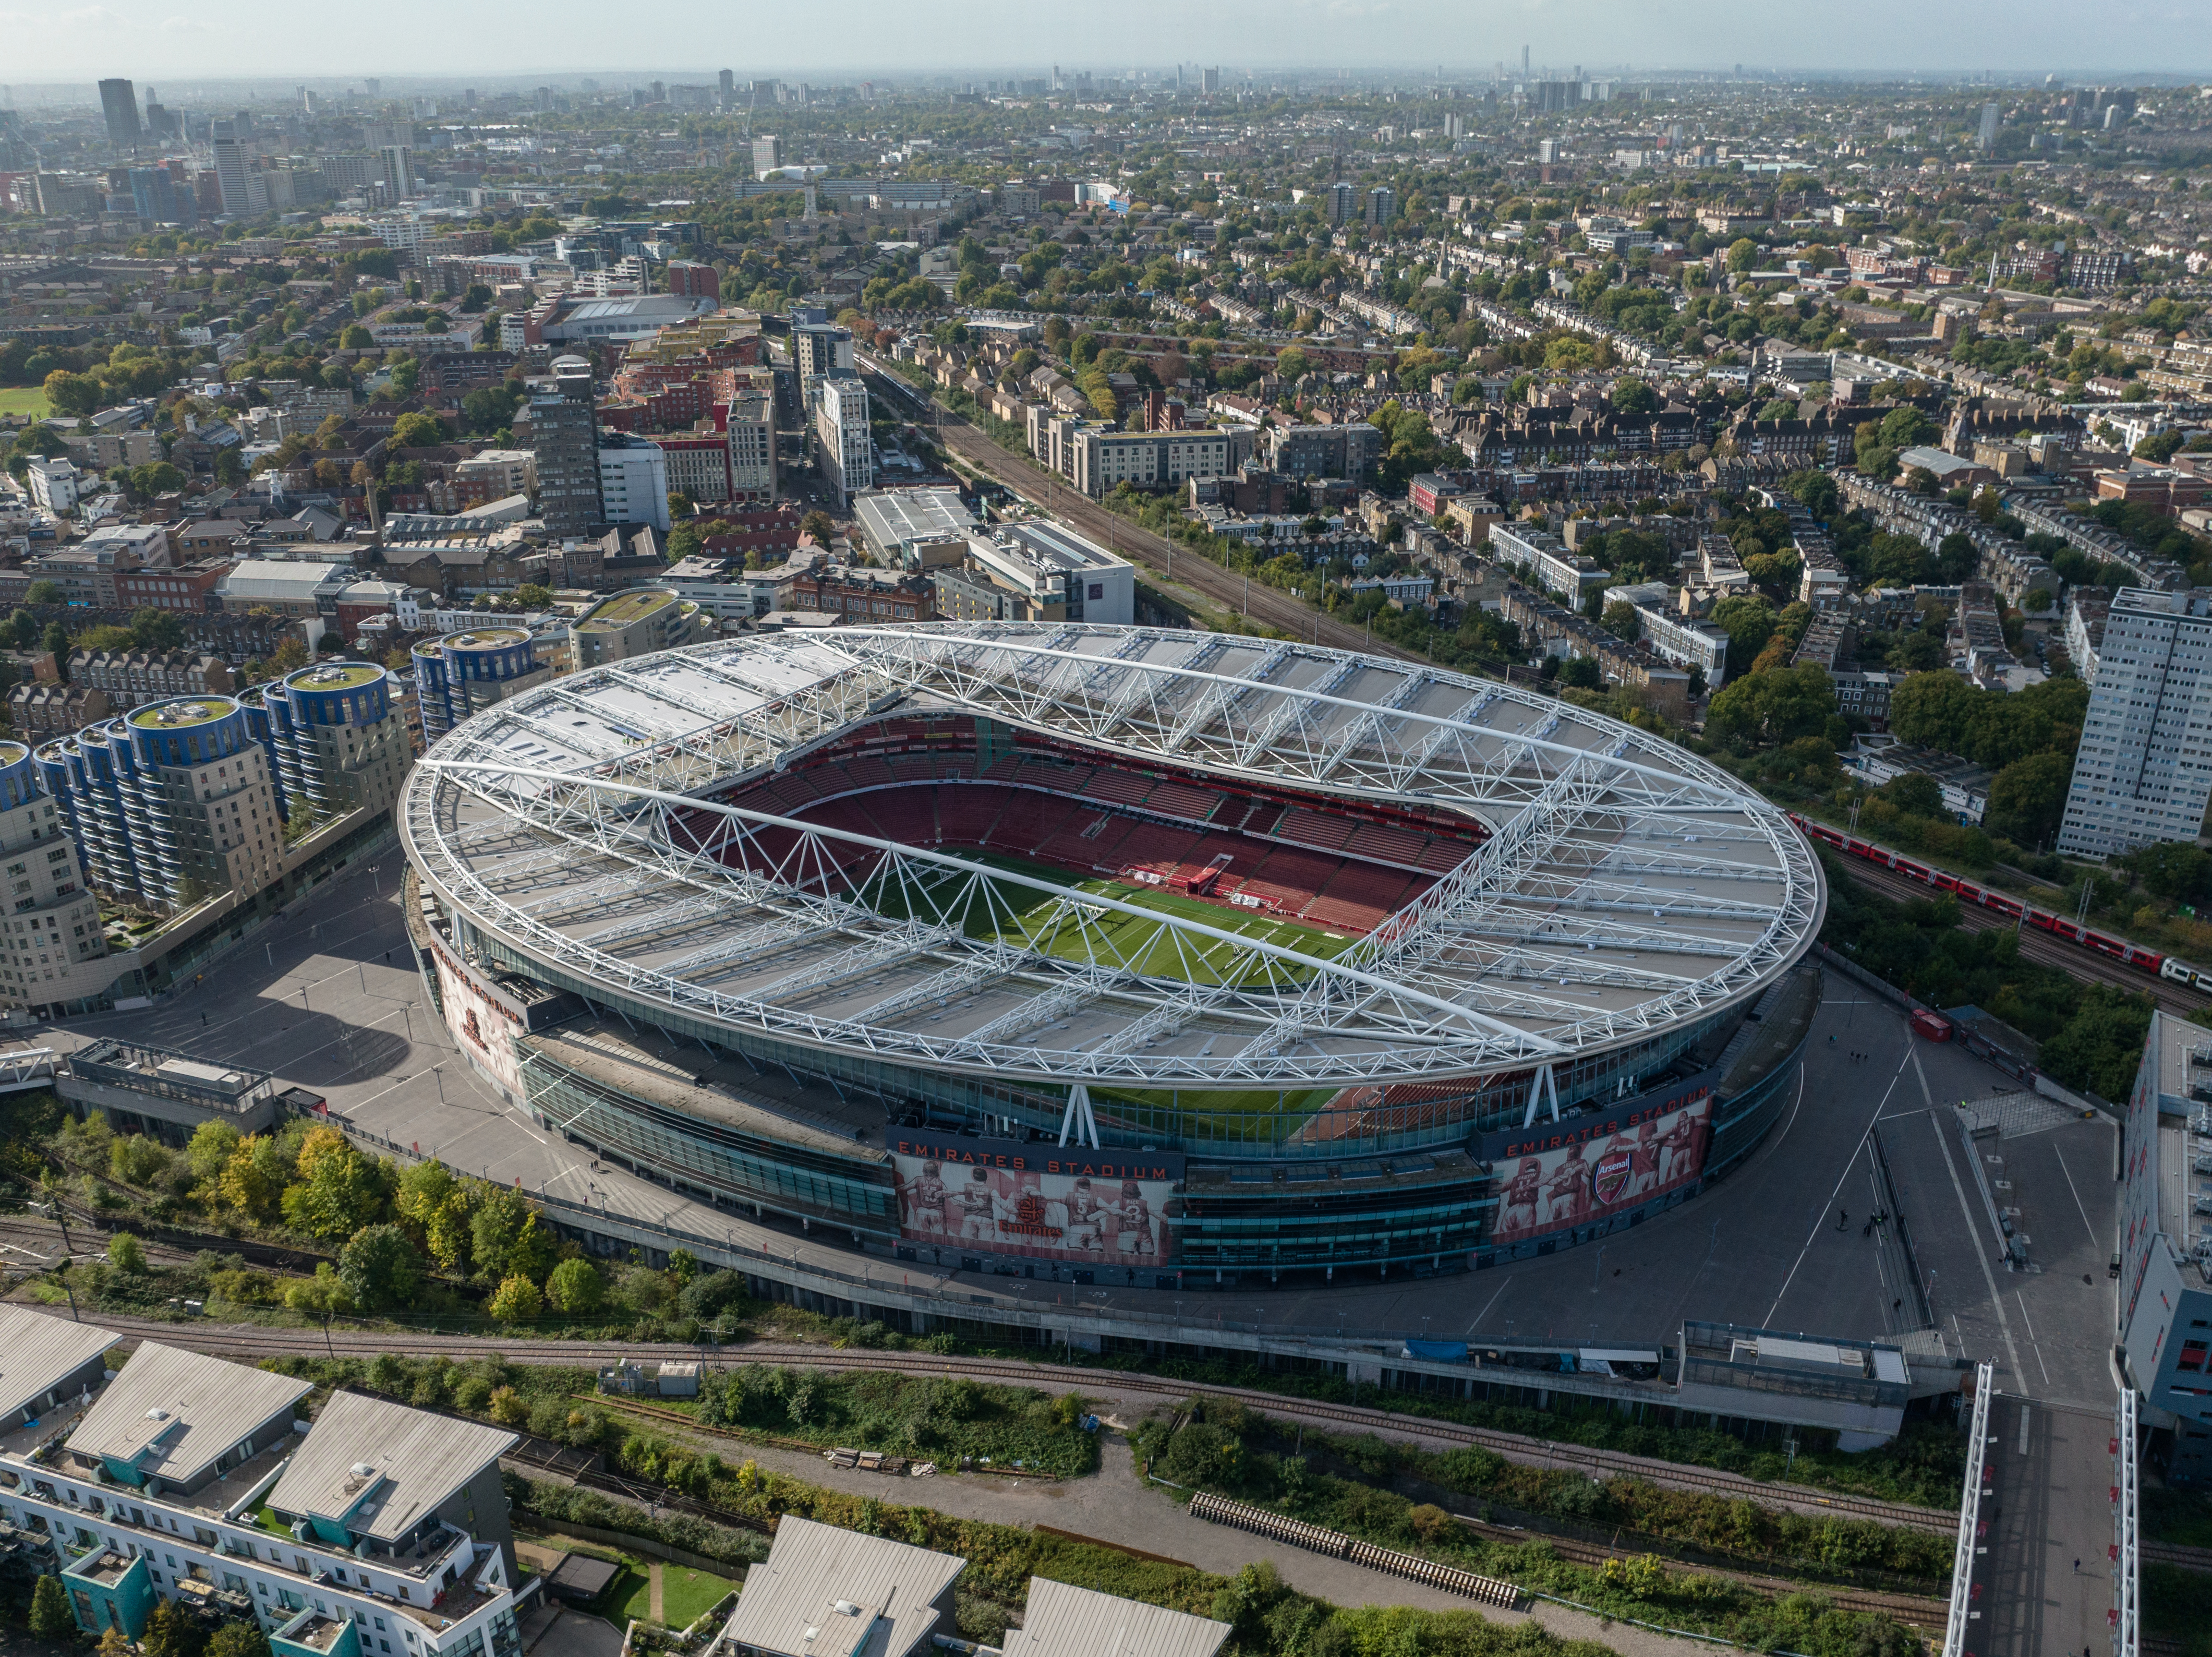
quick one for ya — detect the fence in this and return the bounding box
[1866,1125,1936,1330]
[1187,1491,1518,1608]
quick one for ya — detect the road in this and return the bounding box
[1832,855,2210,1016]
[857,354,1425,663]
[1973,1394,2116,1657]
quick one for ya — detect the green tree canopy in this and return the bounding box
[337,1222,423,1311]
[1986,751,2074,850]
[545,1256,605,1315]
[1705,663,1837,748]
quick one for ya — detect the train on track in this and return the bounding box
[1790,813,2212,991]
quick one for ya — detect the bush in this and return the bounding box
[488,1274,542,1323]
[488,1386,529,1428]
[546,1257,603,1314]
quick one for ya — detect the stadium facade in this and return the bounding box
[402,623,1823,1284]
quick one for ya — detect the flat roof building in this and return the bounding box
[852,488,975,565]
[1002,1580,1229,1657]
[718,1517,963,1657]
[1489,522,1610,604]
[937,523,1135,628]
[570,589,710,667]
[0,1304,118,1428]
[0,1314,527,1656]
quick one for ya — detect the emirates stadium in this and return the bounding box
[401,622,1825,1286]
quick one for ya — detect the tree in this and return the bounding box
[338,1223,422,1311]
[43,369,103,418]
[488,1274,543,1323]
[2129,840,2212,905]
[471,1185,556,1282]
[1983,751,2073,850]
[513,583,553,610]
[209,1622,273,1657]
[1880,771,1947,818]
[1274,345,1311,382]
[217,1133,289,1222]
[280,1126,390,1241]
[107,1231,146,1272]
[130,607,186,651]
[1612,379,1657,415]
[1709,593,1779,678]
[799,510,837,547]
[39,622,70,678]
[339,325,373,350]
[395,1159,475,1272]
[111,1132,168,1186]
[389,411,448,449]
[488,1384,531,1425]
[283,1262,356,1319]
[1705,663,1837,748]
[1726,238,1759,274]
[143,1600,210,1657]
[1935,531,1978,584]
[29,1575,72,1640]
[544,1256,604,1315]
[1601,601,1642,641]
[186,1119,241,1183]
[1558,655,1602,689]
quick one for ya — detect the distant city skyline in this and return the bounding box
[0,0,2204,87]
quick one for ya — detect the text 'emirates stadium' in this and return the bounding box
[401,621,1824,1285]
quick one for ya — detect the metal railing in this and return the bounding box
[1189,1491,1518,1607]
[2116,1386,2139,1657]
[1942,1361,1996,1657]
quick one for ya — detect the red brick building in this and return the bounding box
[114,557,233,612]
[664,261,721,302]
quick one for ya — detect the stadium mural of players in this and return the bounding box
[891,1145,1176,1266]
[1491,1094,1713,1246]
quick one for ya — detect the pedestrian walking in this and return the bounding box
[1836,1208,1848,1231]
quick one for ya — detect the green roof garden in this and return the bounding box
[286,663,383,691]
[577,589,677,629]
[436,629,531,652]
[128,699,233,730]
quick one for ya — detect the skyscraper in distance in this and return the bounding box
[98,78,141,150]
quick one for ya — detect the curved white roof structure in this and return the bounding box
[403,622,1824,1091]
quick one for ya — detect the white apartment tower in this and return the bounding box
[725,389,777,501]
[2057,588,2212,857]
[815,376,873,508]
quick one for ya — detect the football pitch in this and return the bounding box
[854,848,1357,988]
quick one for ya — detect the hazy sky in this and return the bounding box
[3,0,2204,88]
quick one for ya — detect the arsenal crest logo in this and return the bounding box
[1592,1147,1634,1207]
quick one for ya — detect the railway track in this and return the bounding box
[1454,1514,1947,1625]
[1833,858,2212,1016]
[70,1310,1951,1534]
[858,362,1424,665]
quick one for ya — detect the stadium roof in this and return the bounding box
[404,622,1823,1091]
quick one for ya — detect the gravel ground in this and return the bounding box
[614,1408,1720,1656]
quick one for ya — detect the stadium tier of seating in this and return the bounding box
[706,739,1485,936]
